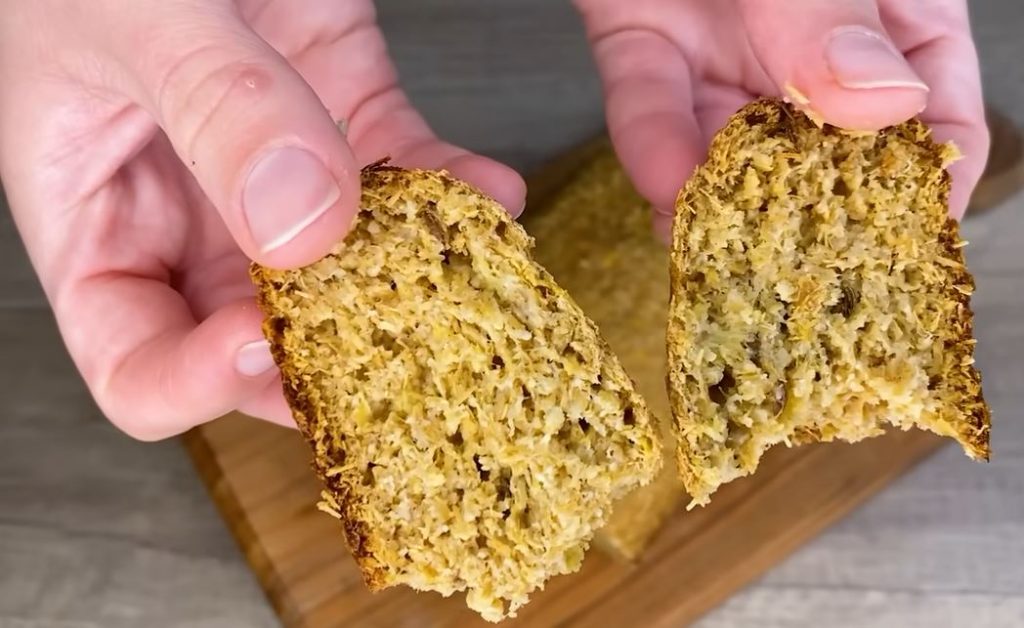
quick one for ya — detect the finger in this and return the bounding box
[237,377,298,429]
[577,19,704,216]
[330,72,526,215]
[60,274,278,441]
[737,0,929,131]
[109,0,360,269]
[391,134,528,217]
[879,0,988,218]
[240,0,526,215]
[694,84,758,145]
[348,91,526,214]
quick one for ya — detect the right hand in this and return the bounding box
[0,0,526,440]
[575,0,988,234]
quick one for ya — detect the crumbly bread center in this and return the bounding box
[265,170,658,620]
[670,106,977,505]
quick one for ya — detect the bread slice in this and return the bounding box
[667,99,990,506]
[521,139,684,560]
[251,162,661,621]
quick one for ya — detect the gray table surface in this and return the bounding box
[2,2,1023,627]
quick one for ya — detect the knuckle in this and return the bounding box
[89,354,180,442]
[115,418,165,443]
[92,387,158,441]
[281,0,376,55]
[152,44,274,157]
[103,398,179,442]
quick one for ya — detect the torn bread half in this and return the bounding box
[251,162,660,621]
[667,99,990,506]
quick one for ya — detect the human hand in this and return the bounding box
[574,0,988,234]
[0,0,525,440]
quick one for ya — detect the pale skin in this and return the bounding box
[0,0,987,440]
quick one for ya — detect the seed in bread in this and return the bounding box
[667,99,990,506]
[251,162,661,621]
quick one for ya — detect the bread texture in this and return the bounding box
[522,138,684,560]
[667,99,990,506]
[251,163,660,621]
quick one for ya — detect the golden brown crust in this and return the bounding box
[252,264,389,589]
[933,215,990,458]
[668,98,990,505]
[251,160,453,590]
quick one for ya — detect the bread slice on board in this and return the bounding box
[521,139,685,560]
[251,162,661,621]
[667,99,990,507]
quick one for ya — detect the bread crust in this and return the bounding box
[252,161,660,615]
[668,99,990,504]
[253,249,390,589]
[251,162,396,589]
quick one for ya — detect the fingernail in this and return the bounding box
[244,147,341,253]
[826,26,929,91]
[236,340,276,377]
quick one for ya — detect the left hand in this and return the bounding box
[0,0,525,440]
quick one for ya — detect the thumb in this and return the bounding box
[115,1,360,269]
[738,0,929,131]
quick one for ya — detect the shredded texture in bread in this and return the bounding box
[667,99,990,506]
[522,140,684,560]
[252,163,660,621]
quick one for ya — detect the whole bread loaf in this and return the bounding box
[252,162,660,621]
[667,99,990,506]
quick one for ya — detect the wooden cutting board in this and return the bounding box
[182,136,946,627]
[184,418,940,627]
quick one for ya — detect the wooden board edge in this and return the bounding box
[564,431,945,627]
[180,427,302,625]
